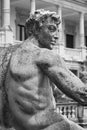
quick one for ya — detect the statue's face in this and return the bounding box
[38,17,59,49]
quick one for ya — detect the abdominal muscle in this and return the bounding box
[19,72,54,111]
[6,68,55,129]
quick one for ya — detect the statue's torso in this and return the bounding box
[6,41,55,117]
[3,40,84,130]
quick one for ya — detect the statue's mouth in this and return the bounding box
[50,41,56,48]
[51,41,56,45]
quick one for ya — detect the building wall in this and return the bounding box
[10,6,16,40]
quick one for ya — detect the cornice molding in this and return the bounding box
[65,0,87,7]
[42,0,87,13]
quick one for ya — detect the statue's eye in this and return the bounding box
[48,25,56,32]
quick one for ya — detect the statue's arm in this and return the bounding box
[36,49,87,106]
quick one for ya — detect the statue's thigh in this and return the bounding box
[69,121,85,130]
[42,118,85,130]
[42,119,70,130]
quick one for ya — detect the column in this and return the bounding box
[0,0,13,46]
[1,0,10,28]
[0,0,2,27]
[56,5,62,45]
[30,0,36,14]
[79,12,85,47]
[79,12,86,61]
[56,5,64,56]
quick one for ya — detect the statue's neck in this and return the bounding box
[27,36,39,47]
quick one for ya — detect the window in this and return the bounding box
[70,69,78,76]
[85,36,87,47]
[66,34,74,48]
[17,24,27,41]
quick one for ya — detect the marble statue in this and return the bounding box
[1,9,87,130]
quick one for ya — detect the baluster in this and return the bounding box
[72,106,76,118]
[68,106,71,118]
[74,106,77,118]
[75,106,78,118]
[59,107,61,114]
[56,107,60,113]
[60,106,62,115]
[63,106,66,117]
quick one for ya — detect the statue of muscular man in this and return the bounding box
[1,9,87,130]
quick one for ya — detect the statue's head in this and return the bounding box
[25,9,61,49]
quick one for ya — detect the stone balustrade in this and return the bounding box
[14,40,22,45]
[64,48,82,61]
[56,102,78,121]
[56,102,87,128]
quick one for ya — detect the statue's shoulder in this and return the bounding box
[12,39,40,55]
[35,48,58,66]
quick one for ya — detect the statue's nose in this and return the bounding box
[54,36,58,40]
[54,31,59,40]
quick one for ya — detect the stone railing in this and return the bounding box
[56,102,78,122]
[0,30,5,45]
[56,102,87,128]
[14,40,22,45]
[64,48,82,61]
[0,27,14,46]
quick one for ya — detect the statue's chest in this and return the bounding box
[19,50,34,64]
[17,49,39,75]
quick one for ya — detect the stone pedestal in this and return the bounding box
[81,46,86,61]
[0,0,14,47]
[0,26,13,47]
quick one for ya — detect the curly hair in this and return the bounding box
[25,9,60,38]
